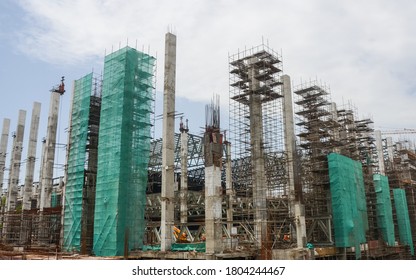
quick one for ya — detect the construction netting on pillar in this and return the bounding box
[63,73,93,252]
[393,188,414,255]
[328,153,368,259]
[93,47,155,256]
[373,174,395,246]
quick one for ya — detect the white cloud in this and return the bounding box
[14,0,416,129]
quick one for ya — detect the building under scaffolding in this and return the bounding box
[1,35,416,260]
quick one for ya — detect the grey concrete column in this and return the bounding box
[282,74,306,248]
[40,87,63,211]
[161,32,177,251]
[205,165,223,257]
[248,57,267,250]
[22,102,41,210]
[0,118,10,191]
[7,110,26,211]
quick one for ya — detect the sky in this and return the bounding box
[1,0,416,185]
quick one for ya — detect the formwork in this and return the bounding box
[93,47,155,256]
[63,73,101,254]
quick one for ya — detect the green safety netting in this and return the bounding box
[328,153,368,259]
[51,192,57,207]
[393,188,414,255]
[63,73,93,252]
[373,174,395,246]
[93,47,155,256]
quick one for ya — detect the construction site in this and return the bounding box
[1,32,415,260]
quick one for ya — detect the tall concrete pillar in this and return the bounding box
[22,102,41,210]
[7,110,26,211]
[179,118,189,224]
[282,74,306,248]
[248,57,267,251]
[0,118,11,191]
[40,79,65,210]
[161,32,176,251]
[204,98,223,258]
[375,130,385,175]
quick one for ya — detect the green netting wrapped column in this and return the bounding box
[373,174,395,246]
[93,47,154,256]
[63,73,93,251]
[393,188,414,255]
[328,153,368,259]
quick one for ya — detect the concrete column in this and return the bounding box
[22,102,41,210]
[205,165,223,256]
[248,57,267,251]
[225,140,233,234]
[7,110,26,211]
[180,121,188,224]
[375,130,385,175]
[0,118,10,191]
[161,32,177,251]
[282,74,306,248]
[40,88,63,210]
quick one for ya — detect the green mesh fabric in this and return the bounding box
[393,188,414,255]
[328,153,367,259]
[63,73,93,251]
[93,47,154,256]
[373,174,395,246]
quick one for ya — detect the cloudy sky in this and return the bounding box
[1,0,416,182]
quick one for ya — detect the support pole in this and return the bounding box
[161,32,176,252]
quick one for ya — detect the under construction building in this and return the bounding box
[0,33,415,260]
